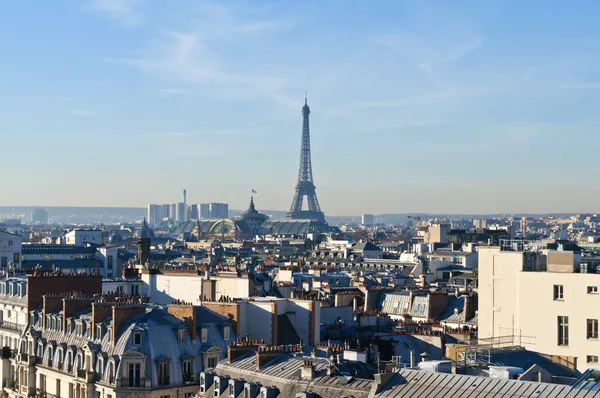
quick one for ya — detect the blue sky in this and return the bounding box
[1,0,600,215]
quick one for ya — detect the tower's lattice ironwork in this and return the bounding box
[287,94,326,222]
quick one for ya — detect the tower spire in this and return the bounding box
[287,95,325,223]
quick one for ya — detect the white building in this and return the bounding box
[479,246,600,371]
[0,231,22,270]
[64,230,103,247]
[361,214,375,226]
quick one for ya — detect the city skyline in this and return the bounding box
[2,1,600,214]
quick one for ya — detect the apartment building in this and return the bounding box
[479,246,600,371]
[0,277,234,398]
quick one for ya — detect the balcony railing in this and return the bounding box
[0,321,23,332]
[120,378,146,388]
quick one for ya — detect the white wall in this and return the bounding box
[65,230,102,246]
[0,232,22,269]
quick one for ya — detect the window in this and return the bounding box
[588,319,598,339]
[588,355,599,364]
[207,357,217,369]
[229,384,235,396]
[133,332,142,345]
[183,359,193,378]
[107,255,113,269]
[558,316,569,346]
[1,257,7,268]
[13,253,19,265]
[178,329,186,343]
[554,285,564,300]
[201,328,208,342]
[588,286,598,294]
[223,326,230,341]
[56,380,61,398]
[7,240,12,246]
[158,361,170,385]
[128,363,141,387]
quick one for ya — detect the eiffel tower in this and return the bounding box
[287,94,326,223]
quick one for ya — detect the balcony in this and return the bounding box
[120,378,147,388]
[0,321,23,333]
[76,369,96,383]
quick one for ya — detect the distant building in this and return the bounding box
[200,203,211,219]
[161,203,171,220]
[64,229,103,246]
[209,203,228,219]
[30,208,48,224]
[425,223,450,244]
[147,204,161,226]
[0,230,22,269]
[170,203,177,221]
[189,204,199,220]
[362,214,375,225]
[176,202,186,223]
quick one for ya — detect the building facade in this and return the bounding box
[479,246,600,371]
[0,231,22,270]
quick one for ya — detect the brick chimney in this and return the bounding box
[256,344,302,370]
[42,295,65,328]
[462,294,477,321]
[227,338,263,363]
[167,304,197,341]
[92,302,114,339]
[112,303,146,342]
[62,297,96,331]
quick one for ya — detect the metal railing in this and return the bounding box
[120,378,146,388]
[0,321,24,332]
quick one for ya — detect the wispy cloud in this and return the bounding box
[89,0,141,26]
[357,83,508,109]
[68,109,94,116]
[104,2,296,106]
[375,34,483,81]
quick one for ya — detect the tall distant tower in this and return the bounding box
[183,189,187,222]
[287,94,325,222]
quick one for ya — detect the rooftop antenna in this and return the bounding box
[305,91,307,105]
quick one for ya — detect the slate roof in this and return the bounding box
[352,242,382,252]
[489,348,579,378]
[214,351,375,398]
[372,369,574,397]
[438,296,466,324]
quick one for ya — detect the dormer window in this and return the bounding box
[201,328,208,342]
[223,326,230,341]
[133,332,142,345]
[178,329,186,343]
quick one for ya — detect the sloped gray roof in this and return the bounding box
[372,369,574,397]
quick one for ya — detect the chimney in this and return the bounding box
[112,303,146,342]
[167,304,197,341]
[410,350,415,368]
[301,360,315,379]
[462,294,477,321]
[227,339,263,363]
[327,355,337,376]
[92,302,114,339]
[256,345,301,370]
[42,295,64,328]
[63,297,95,332]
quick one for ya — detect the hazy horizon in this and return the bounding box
[2,1,600,214]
